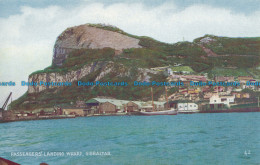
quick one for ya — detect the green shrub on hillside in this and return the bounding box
[205,36,260,56]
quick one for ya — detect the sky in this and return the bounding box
[0,0,260,107]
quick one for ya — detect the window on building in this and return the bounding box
[221,98,227,102]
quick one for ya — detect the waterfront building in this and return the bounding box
[99,102,119,113]
[209,94,235,107]
[126,101,147,112]
[99,100,129,113]
[86,98,128,114]
[177,101,198,111]
[62,108,85,116]
[167,100,199,113]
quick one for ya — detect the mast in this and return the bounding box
[165,86,169,109]
[257,97,259,107]
[151,87,154,112]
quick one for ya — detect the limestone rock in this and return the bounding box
[53,24,142,66]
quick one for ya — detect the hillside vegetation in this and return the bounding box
[10,24,260,110]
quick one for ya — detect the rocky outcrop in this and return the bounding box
[53,24,142,66]
[137,68,159,82]
[28,61,110,94]
[28,24,144,94]
[199,45,218,57]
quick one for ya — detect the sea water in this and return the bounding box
[0,113,259,165]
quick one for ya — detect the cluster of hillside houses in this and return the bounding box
[6,66,259,118]
[166,75,257,101]
[58,65,260,116]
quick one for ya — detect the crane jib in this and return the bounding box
[1,92,12,110]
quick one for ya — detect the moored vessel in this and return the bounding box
[140,108,177,115]
[140,87,177,115]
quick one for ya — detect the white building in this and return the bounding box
[167,68,173,76]
[209,94,235,107]
[177,102,199,113]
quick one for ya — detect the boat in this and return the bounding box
[140,108,177,115]
[0,157,20,165]
[139,87,177,116]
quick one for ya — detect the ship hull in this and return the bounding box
[140,109,177,115]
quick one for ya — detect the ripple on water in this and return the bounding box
[130,141,158,146]
[188,140,198,144]
[198,130,208,134]
[212,144,225,148]
[0,113,259,165]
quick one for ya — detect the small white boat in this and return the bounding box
[140,109,177,115]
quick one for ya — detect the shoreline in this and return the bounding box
[199,107,260,113]
[0,115,76,123]
[1,108,260,123]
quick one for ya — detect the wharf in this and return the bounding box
[0,115,75,123]
[178,110,200,114]
[199,107,260,113]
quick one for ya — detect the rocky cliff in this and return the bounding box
[28,61,110,93]
[28,24,144,94]
[53,24,141,66]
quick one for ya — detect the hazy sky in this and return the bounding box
[0,0,260,106]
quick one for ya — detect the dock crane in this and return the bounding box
[0,92,12,111]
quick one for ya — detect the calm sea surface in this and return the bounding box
[0,113,260,165]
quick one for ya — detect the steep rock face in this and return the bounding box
[29,24,143,94]
[28,61,110,94]
[137,68,159,82]
[53,24,142,66]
